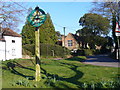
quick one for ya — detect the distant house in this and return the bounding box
[62,33,82,50]
[60,33,101,51]
[0,28,22,61]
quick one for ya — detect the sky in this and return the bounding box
[3,0,95,2]
[17,2,93,35]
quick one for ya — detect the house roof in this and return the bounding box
[68,33,81,43]
[2,28,21,37]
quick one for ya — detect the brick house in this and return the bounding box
[62,33,82,50]
[61,33,103,51]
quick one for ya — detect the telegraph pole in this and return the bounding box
[63,27,66,47]
[63,27,66,56]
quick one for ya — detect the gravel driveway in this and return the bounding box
[83,54,120,67]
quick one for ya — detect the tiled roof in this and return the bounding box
[68,33,81,43]
[2,28,21,37]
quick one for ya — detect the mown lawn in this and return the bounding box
[2,56,120,88]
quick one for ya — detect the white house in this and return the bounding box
[0,28,22,61]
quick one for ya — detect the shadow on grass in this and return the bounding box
[3,57,85,88]
[5,61,35,80]
[65,56,85,62]
[41,59,84,88]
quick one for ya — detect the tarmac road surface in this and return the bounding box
[83,54,120,67]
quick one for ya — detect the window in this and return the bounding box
[12,48,16,56]
[12,40,15,43]
[68,40,73,46]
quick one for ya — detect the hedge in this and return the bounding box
[22,44,70,58]
[72,49,95,56]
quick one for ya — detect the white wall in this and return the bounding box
[0,41,5,61]
[0,36,22,61]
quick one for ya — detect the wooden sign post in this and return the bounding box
[27,6,46,81]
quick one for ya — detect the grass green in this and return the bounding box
[2,56,119,88]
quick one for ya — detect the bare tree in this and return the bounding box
[90,0,119,21]
[0,1,27,31]
[90,0,120,49]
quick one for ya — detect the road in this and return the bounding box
[82,54,120,67]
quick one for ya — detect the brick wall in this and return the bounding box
[62,33,79,50]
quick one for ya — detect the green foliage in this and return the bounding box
[79,13,110,36]
[22,44,35,55]
[99,36,114,54]
[22,48,32,55]
[23,43,70,58]
[39,13,58,44]
[73,48,112,56]
[21,13,57,45]
[74,49,94,56]
[56,31,62,40]
[77,13,111,49]
[11,79,31,87]
[81,80,120,88]
[84,36,108,49]
[84,49,94,56]
[90,2,119,49]
[22,22,35,45]
[112,14,118,49]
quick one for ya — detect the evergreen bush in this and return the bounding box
[23,44,70,58]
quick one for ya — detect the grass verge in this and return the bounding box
[2,56,119,88]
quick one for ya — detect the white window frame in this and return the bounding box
[68,40,73,46]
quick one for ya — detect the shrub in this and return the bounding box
[72,49,94,56]
[22,44,35,55]
[84,49,94,56]
[23,44,70,58]
[22,48,32,55]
